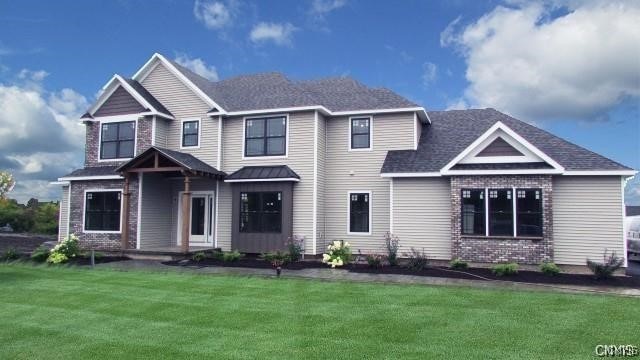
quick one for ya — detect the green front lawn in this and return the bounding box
[0,264,638,359]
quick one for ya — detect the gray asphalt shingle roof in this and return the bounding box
[116,146,225,177]
[226,165,300,181]
[61,166,120,178]
[382,108,633,173]
[168,59,418,113]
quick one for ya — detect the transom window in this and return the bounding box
[84,191,121,232]
[182,120,199,147]
[350,117,371,149]
[349,192,370,233]
[240,192,282,233]
[100,121,135,160]
[245,116,286,157]
[461,188,543,237]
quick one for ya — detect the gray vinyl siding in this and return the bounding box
[94,86,145,117]
[392,178,451,260]
[140,62,219,166]
[139,173,172,248]
[316,112,327,251]
[154,117,169,147]
[218,111,315,253]
[217,181,233,250]
[324,112,416,253]
[58,185,70,242]
[553,176,624,265]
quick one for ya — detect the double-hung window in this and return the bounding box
[350,117,371,149]
[349,192,370,233]
[461,188,543,237]
[84,191,121,232]
[100,121,135,160]
[244,116,286,157]
[182,120,200,147]
[239,192,282,233]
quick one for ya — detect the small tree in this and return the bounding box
[0,171,15,199]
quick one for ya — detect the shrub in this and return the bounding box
[47,252,68,264]
[212,250,224,261]
[30,245,50,263]
[51,234,79,259]
[192,251,207,262]
[449,258,468,270]
[384,232,400,266]
[404,248,428,271]
[587,250,623,279]
[491,263,519,277]
[1,247,19,261]
[222,250,244,262]
[366,254,385,268]
[260,251,290,267]
[322,240,352,268]
[539,261,560,276]
[286,237,304,262]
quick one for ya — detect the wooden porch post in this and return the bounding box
[121,173,130,251]
[181,175,191,253]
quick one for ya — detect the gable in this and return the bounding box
[94,85,146,117]
[476,137,524,157]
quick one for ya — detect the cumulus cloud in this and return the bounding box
[0,70,86,203]
[441,1,640,121]
[174,53,219,81]
[310,0,347,18]
[194,0,234,30]
[422,62,438,87]
[249,22,297,46]
[626,177,640,205]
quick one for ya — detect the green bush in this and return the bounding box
[449,258,468,270]
[491,263,519,277]
[587,250,623,279]
[47,252,68,264]
[51,234,79,259]
[286,238,303,262]
[222,250,244,262]
[404,248,428,271]
[260,251,289,267]
[539,262,560,276]
[30,245,50,263]
[211,250,224,260]
[366,254,385,268]
[384,232,400,266]
[322,240,352,268]
[1,247,19,261]
[192,251,207,262]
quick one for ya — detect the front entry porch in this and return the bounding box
[116,146,226,253]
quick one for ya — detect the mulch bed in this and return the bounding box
[164,258,640,288]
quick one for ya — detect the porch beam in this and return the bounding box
[121,173,131,251]
[181,176,191,253]
[127,167,185,173]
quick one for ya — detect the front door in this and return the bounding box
[181,192,215,245]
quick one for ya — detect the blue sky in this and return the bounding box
[0,0,638,204]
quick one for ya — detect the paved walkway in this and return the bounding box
[96,259,640,297]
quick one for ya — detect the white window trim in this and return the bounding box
[348,116,373,152]
[241,114,289,160]
[180,117,201,149]
[97,116,138,162]
[347,190,372,236]
[82,189,124,234]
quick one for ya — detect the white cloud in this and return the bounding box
[194,0,233,30]
[422,62,438,87]
[0,71,86,203]
[249,22,297,46]
[310,0,347,17]
[174,54,219,81]
[441,1,640,121]
[445,98,469,110]
[626,176,640,205]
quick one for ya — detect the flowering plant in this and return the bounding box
[322,240,352,268]
[47,234,79,264]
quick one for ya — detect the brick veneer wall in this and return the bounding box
[450,175,553,264]
[68,178,139,251]
[84,116,153,167]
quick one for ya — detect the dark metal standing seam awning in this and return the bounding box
[224,165,300,182]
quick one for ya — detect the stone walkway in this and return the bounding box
[96,259,640,297]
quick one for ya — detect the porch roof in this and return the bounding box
[225,165,300,182]
[116,146,226,178]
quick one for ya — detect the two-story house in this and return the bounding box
[54,53,636,268]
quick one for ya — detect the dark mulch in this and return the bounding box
[0,234,54,253]
[164,258,640,288]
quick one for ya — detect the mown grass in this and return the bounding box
[0,263,638,359]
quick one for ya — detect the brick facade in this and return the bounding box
[84,116,154,167]
[450,175,553,264]
[68,178,139,251]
